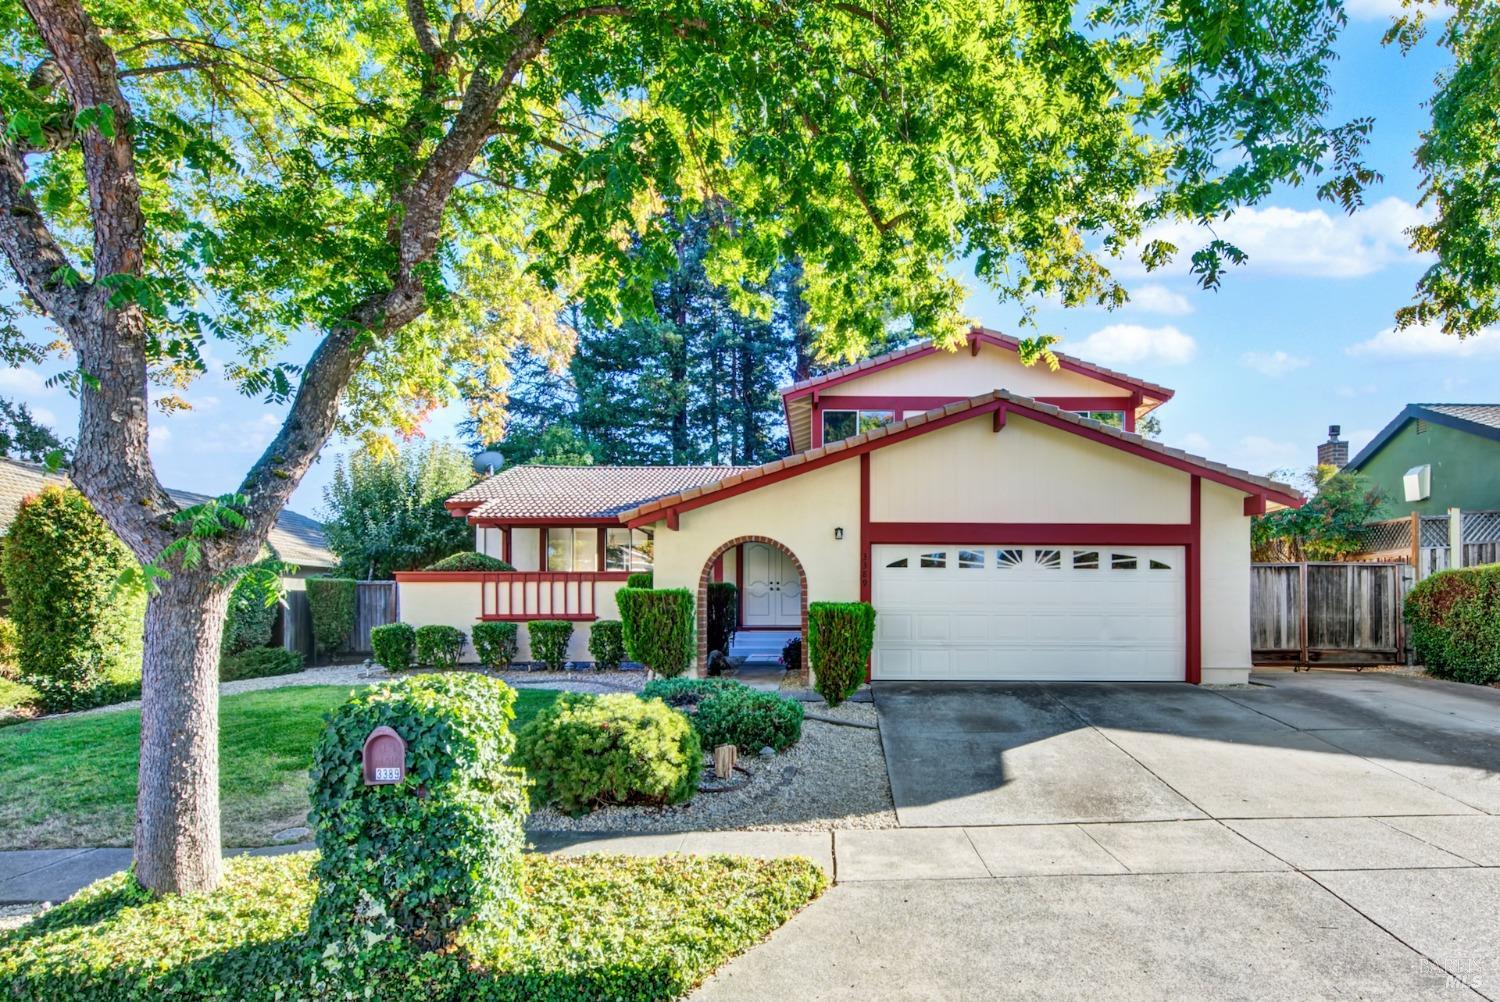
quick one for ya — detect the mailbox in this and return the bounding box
[362,726,408,785]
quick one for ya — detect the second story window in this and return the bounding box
[822,409,896,443]
[1073,410,1125,429]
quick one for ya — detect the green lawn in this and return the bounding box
[0,684,560,849]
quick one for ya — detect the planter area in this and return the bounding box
[528,700,896,834]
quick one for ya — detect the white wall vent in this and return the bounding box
[1403,464,1431,502]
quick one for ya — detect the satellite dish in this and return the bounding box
[472,450,504,475]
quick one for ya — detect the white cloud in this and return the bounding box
[1346,323,1500,359]
[1068,324,1197,366]
[149,425,172,447]
[1120,197,1428,280]
[0,367,50,394]
[1239,350,1311,377]
[1126,284,1194,316]
[1175,431,1213,455]
[1236,434,1302,473]
[30,406,58,427]
[1344,0,1446,19]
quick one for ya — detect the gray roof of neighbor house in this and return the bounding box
[447,464,756,522]
[1347,403,1500,470]
[0,457,335,570]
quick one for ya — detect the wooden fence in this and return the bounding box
[351,581,399,653]
[1251,561,1413,667]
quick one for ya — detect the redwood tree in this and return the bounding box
[0,0,1369,892]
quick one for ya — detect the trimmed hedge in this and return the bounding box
[516,692,701,815]
[0,486,145,711]
[1406,565,1500,685]
[220,647,304,682]
[426,552,517,572]
[306,577,357,659]
[0,851,825,1002]
[626,571,653,589]
[808,602,875,707]
[221,570,279,655]
[370,622,416,671]
[309,674,528,957]
[472,621,519,669]
[415,624,466,668]
[527,620,573,670]
[588,619,625,671]
[616,587,694,677]
[706,581,738,656]
[642,677,803,752]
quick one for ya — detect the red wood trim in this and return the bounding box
[735,542,745,629]
[712,554,724,582]
[865,522,1193,545]
[815,394,1130,413]
[1187,476,1202,685]
[665,509,679,531]
[1032,396,1134,412]
[1243,494,1267,516]
[970,337,981,356]
[394,571,633,583]
[445,501,481,516]
[502,526,512,564]
[597,528,607,574]
[860,453,872,682]
[469,516,615,527]
[480,613,596,622]
[993,404,1006,433]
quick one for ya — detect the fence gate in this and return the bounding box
[1251,562,1412,667]
[350,581,399,654]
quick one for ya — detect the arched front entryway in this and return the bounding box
[697,535,810,684]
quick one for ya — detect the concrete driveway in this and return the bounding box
[693,671,1500,1000]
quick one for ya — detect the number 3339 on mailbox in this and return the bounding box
[362,726,408,785]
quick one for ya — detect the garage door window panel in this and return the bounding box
[920,551,946,568]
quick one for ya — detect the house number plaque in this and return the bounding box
[361,726,408,786]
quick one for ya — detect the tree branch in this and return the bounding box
[0,133,92,327]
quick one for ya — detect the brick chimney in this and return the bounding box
[1317,424,1348,469]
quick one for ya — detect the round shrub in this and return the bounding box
[472,621,519,669]
[0,485,145,711]
[616,587,694,677]
[695,685,804,753]
[309,674,528,957]
[306,576,357,659]
[1406,565,1500,685]
[706,581,738,656]
[426,551,516,572]
[808,602,875,707]
[370,622,416,671]
[221,570,279,655]
[516,692,701,815]
[641,677,803,753]
[587,619,625,671]
[527,620,573,670]
[220,646,304,682]
[415,624,466,668]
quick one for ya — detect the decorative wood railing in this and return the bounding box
[393,570,633,622]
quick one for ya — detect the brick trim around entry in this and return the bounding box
[697,535,809,684]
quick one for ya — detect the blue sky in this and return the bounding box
[4,2,1496,519]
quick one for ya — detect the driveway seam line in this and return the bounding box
[1297,869,1496,1002]
[959,827,996,879]
[1035,686,1212,821]
[1367,816,1487,867]
[1073,823,1133,873]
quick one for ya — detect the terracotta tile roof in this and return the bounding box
[450,465,756,521]
[0,457,335,571]
[618,389,1303,522]
[780,326,1175,403]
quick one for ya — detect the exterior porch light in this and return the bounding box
[834,527,844,540]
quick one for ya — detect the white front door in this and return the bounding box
[872,544,1185,681]
[742,542,801,627]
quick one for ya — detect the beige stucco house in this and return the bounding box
[396,328,1302,685]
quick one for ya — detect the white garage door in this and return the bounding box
[872,544,1185,682]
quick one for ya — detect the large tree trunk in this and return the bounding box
[133,569,232,893]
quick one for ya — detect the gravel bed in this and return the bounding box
[0,903,45,931]
[527,700,897,834]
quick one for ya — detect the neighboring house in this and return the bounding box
[1342,405,1500,518]
[399,327,1302,685]
[0,456,335,572]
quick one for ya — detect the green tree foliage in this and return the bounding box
[220,567,279,655]
[309,675,528,957]
[322,442,476,581]
[1251,466,1386,562]
[0,486,144,710]
[706,582,738,657]
[0,398,68,466]
[808,602,876,707]
[0,0,1372,894]
[1390,0,1500,338]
